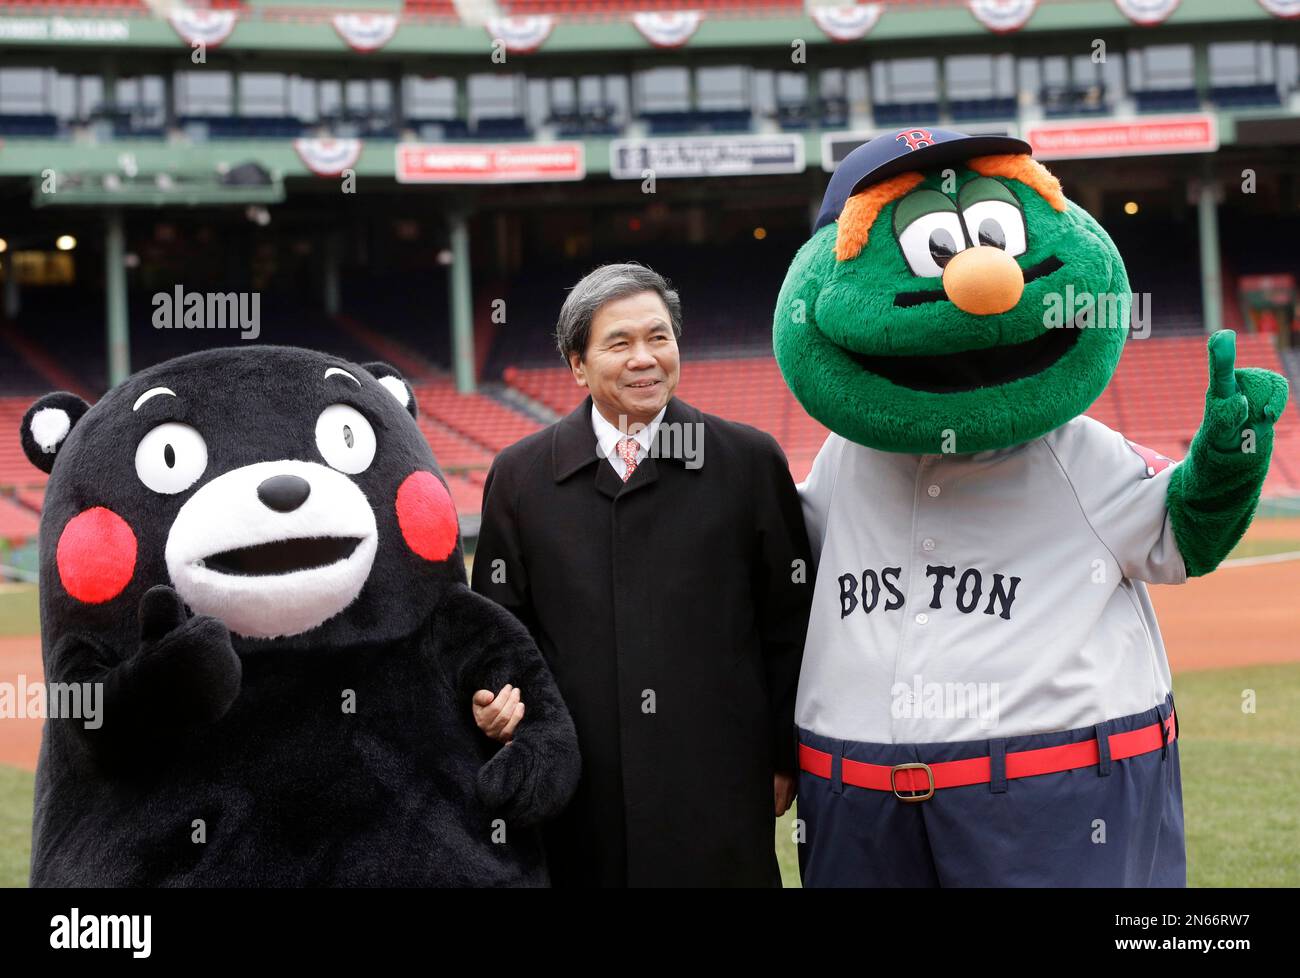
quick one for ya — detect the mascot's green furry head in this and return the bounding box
[774,128,1130,454]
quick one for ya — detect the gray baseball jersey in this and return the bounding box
[796,414,1185,745]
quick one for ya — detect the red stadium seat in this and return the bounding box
[502,337,1300,491]
[0,494,40,546]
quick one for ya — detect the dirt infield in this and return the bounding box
[2,540,1296,773]
[1150,559,1299,672]
[0,637,44,773]
[1241,517,1300,542]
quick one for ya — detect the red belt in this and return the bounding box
[799,711,1176,802]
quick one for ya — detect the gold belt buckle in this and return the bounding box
[890,762,935,802]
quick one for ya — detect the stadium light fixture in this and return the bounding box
[1124,201,1139,216]
[56,235,77,251]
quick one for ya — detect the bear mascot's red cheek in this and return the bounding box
[396,471,458,562]
[56,507,137,604]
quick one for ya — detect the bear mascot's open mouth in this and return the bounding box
[165,459,379,639]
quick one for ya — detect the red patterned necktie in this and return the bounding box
[617,436,639,482]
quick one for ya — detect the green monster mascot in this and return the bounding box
[775,127,1290,887]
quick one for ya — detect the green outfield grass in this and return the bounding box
[2,573,1296,887]
[0,765,32,887]
[0,584,39,638]
[1175,663,1300,887]
[1227,538,1300,559]
[1,664,1296,888]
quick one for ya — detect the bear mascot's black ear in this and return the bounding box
[21,392,91,474]
[363,362,418,420]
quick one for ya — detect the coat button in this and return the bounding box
[922,538,936,552]
[915,613,929,625]
[928,485,941,498]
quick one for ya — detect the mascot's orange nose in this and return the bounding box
[942,246,1025,316]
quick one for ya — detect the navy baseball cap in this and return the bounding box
[814,127,1032,232]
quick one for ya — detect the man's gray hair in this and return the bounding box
[555,262,682,362]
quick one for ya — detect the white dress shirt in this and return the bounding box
[592,402,667,479]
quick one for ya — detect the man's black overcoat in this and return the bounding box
[472,395,812,887]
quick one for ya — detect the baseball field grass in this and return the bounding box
[2,517,1297,888]
[0,764,32,887]
[2,662,1294,888]
[0,585,38,637]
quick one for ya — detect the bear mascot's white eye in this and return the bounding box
[135,422,209,494]
[315,404,376,474]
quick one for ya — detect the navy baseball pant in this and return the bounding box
[797,695,1185,887]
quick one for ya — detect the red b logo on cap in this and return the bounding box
[896,129,935,151]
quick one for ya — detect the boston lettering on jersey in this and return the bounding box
[838,564,1022,621]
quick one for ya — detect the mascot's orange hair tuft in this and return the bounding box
[968,154,1067,212]
[834,154,1066,262]
[834,172,925,262]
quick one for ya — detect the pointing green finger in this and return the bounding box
[1208,329,1238,400]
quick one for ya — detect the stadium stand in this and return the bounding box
[1,0,1298,526]
[0,0,146,6]
[341,273,453,373]
[1210,84,1282,109]
[14,487,43,514]
[949,97,1018,122]
[0,114,59,138]
[413,378,543,455]
[0,493,39,547]
[1134,89,1202,113]
[1041,86,1109,117]
[480,239,798,378]
[180,116,308,141]
[640,110,753,135]
[504,357,826,481]
[775,97,848,131]
[502,333,1300,491]
[497,0,802,14]
[871,101,942,127]
[1103,223,1206,335]
[400,0,460,18]
[0,331,55,396]
[0,397,44,491]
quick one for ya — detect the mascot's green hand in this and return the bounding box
[1202,329,1290,453]
[1168,329,1290,577]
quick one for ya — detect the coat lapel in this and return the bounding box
[551,394,704,499]
[553,396,600,483]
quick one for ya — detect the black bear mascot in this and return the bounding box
[19,345,580,886]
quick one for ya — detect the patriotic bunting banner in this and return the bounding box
[1257,0,1300,16]
[631,12,703,48]
[809,5,883,42]
[168,9,239,49]
[1113,0,1181,24]
[294,138,364,177]
[332,14,400,53]
[485,16,555,54]
[967,0,1038,33]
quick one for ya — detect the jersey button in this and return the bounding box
[915,613,929,625]
[922,538,936,552]
[927,485,941,498]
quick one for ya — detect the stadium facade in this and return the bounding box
[0,0,1298,558]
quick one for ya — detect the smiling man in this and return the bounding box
[471,263,813,887]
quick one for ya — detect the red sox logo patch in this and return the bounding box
[1125,439,1176,478]
[896,128,935,151]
